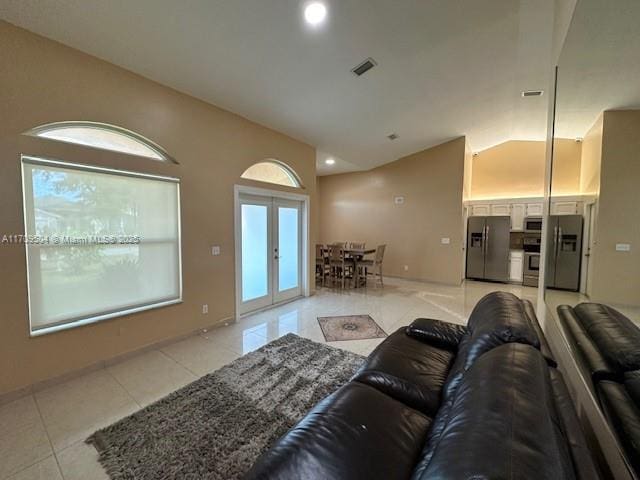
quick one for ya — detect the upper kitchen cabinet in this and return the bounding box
[490,204,511,216]
[526,203,544,216]
[471,204,491,216]
[511,204,526,231]
[550,200,579,215]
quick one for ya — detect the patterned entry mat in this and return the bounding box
[317,315,387,342]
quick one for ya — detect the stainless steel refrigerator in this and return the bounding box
[466,216,511,282]
[546,214,583,291]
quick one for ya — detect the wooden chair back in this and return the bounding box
[374,244,386,264]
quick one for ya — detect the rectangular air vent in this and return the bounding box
[522,90,544,97]
[352,58,377,76]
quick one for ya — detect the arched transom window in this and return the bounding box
[26,121,176,163]
[241,160,301,187]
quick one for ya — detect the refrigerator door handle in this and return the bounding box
[485,225,490,255]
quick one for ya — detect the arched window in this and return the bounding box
[241,160,301,187]
[25,121,177,163]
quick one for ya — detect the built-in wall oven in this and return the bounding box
[523,234,542,287]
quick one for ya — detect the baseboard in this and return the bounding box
[0,316,235,406]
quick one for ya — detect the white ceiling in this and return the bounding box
[0,0,556,175]
[554,0,640,138]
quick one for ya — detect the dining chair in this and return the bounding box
[328,242,352,288]
[315,244,329,286]
[357,244,386,287]
[348,242,366,250]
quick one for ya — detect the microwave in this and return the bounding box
[524,217,543,233]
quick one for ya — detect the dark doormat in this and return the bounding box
[87,334,363,480]
[317,315,387,342]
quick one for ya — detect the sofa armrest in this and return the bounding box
[405,318,468,351]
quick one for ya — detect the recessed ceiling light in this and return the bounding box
[304,2,327,26]
[325,158,336,165]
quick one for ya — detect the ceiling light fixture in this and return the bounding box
[325,158,336,165]
[304,2,327,26]
[387,133,399,141]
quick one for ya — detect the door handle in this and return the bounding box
[485,225,490,255]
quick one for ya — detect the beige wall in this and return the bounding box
[589,110,640,306]
[470,140,546,199]
[469,139,582,199]
[318,137,466,285]
[0,22,316,395]
[552,138,583,195]
[579,115,603,195]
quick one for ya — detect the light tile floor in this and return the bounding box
[0,278,537,479]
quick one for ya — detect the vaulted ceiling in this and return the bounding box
[0,0,556,174]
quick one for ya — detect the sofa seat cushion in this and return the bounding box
[351,328,454,415]
[574,303,640,373]
[412,343,576,480]
[442,291,541,399]
[405,318,468,351]
[244,382,431,480]
[598,380,640,472]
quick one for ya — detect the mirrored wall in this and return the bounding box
[544,1,640,478]
[545,0,640,318]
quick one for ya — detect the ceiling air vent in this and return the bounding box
[387,133,399,141]
[352,58,377,77]
[522,90,544,97]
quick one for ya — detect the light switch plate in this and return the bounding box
[616,243,631,252]
[211,245,221,256]
[441,237,451,245]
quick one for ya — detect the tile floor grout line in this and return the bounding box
[31,393,65,480]
[103,366,143,410]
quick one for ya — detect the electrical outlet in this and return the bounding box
[202,304,208,314]
[211,245,221,256]
[403,265,409,271]
[441,237,451,245]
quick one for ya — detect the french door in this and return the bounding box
[238,194,303,314]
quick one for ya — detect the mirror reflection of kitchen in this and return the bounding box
[544,3,640,478]
[545,0,640,326]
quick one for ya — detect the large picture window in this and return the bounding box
[21,156,182,336]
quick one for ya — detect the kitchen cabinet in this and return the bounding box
[471,204,491,216]
[551,201,578,215]
[509,250,524,283]
[526,203,544,216]
[490,204,511,216]
[511,204,526,231]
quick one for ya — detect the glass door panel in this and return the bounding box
[274,200,302,303]
[239,196,272,313]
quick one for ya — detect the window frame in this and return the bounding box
[21,155,183,337]
[240,160,303,188]
[25,121,178,164]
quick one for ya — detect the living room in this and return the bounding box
[1,1,639,479]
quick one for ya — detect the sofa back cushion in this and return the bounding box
[574,303,640,374]
[442,291,540,399]
[412,343,576,480]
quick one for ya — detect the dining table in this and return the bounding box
[322,246,376,288]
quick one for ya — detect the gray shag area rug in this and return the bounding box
[317,314,387,342]
[87,333,364,480]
